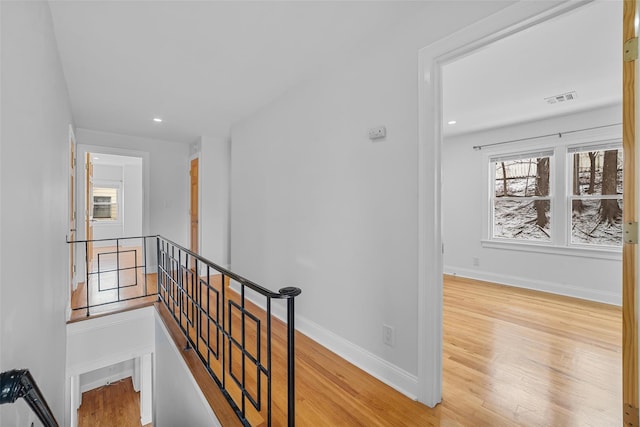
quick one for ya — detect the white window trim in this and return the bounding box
[92,179,123,225]
[481,127,622,259]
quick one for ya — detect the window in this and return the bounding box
[485,136,623,251]
[569,144,623,246]
[93,186,118,221]
[491,151,553,242]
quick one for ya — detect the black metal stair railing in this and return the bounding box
[156,236,301,427]
[0,369,59,427]
[66,234,301,425]
[66,235,158,317]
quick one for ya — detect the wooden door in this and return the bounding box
[623,1,639,424]
[190,157,199,256]
[69,129,76,291]
[85,152,94,262]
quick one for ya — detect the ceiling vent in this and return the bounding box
[545,91,577,104]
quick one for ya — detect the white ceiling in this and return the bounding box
[443,1,622,137]
[49,1,622,144]
[48,0,433,144]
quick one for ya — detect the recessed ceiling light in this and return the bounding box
[153,117,163,123]
[447,120,457,125]
[93,157,99,160]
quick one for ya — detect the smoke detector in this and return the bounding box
[545,91,577,104]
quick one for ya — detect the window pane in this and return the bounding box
[494,157,550,197]
[493,199,551,242]
[93,205,112,218]
[572,149,623,196]
[94,196,111,204]
[571,198,623,246]
[93,187,118,220]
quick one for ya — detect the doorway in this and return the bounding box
[441,3,623,422]
[416,1,635,419]
[74,146,147,292]
[88,153,143,243]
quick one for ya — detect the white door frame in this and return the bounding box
[416,0,592,406]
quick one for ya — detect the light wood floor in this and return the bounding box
[78,274,621,426]
[440,275,620,426]
[158,273,621,426]
[77,377,151,427]
[69,245,157,322]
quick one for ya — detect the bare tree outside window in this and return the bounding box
[572,153,583,213]
[600,149,622,224]
[492,154,552,242]
[534,157,550,229]
[570,147,623,246]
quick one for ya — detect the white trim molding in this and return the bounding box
[229,280,419,398]
[444,266,621,306]
[417,0,592,407]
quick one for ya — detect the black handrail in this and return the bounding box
[0,369,59,427]
[156,236,301,427]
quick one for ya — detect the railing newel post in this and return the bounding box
[279,286,302,427]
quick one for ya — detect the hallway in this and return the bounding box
[77,377,151,427]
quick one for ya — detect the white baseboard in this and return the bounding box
[294,315,419,399]
[80,370,134,394]
[228,280,419,399]
[443,266,621,306]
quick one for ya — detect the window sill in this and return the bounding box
[481,239,622,261]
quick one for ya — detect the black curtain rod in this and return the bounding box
[472,123,622,151]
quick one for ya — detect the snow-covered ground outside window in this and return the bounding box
[491,148,622,247]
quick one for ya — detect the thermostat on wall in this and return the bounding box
[368,126,386,140]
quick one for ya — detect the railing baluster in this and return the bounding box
[241,284,246,418]
[116,238,121,302]
[156,236,161,302]
[207,265,211,368]
[221,273,226,392]
[85,241,90,317]
[267,297,272,427]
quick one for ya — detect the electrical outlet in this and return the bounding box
[383,324,395,347]
[472,257,480,267]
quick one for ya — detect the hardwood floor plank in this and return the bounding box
[81,273,622,426]
[77,377,151,427]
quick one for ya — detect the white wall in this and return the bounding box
[67,307,154,426]
[194,136,230,266]
[230,1,514,398]
[0,1,73,425]
[66,307,155,378]
[443,104,622,305]
[154,314,220,427]
[123,162,143,238]
[79,359,134,394]
[75,128,189,246]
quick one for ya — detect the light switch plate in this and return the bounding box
[368,126,386,140]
